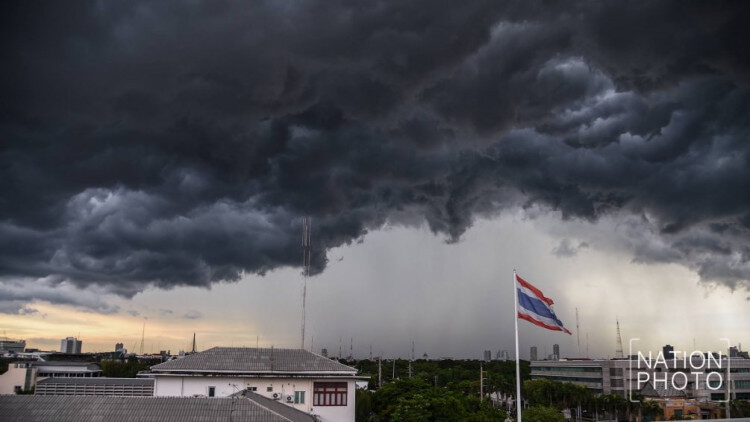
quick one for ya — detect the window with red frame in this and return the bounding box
[313,382,347,406]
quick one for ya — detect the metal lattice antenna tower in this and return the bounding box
[615,317,624,358]
[139,321,145,355]
[576,308,581,356]
[301,217,311,349]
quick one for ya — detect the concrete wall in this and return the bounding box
[153,375,355,422]
[0,364,36,394]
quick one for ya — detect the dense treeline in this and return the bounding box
[99,358,162,378]
[357,378,506,422]
[351,358,523,421]
[351,358,529,396]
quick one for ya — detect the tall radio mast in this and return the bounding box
[615,318,624,359]
[301,217,311,349]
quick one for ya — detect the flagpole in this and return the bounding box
[513,269,522,422]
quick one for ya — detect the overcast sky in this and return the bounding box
[1,1,749,358]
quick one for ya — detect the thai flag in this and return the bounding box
[516,273,571,335]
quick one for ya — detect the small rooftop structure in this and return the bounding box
[640,381,688,398]
[35,377,154,396]
[0,395,316,422]
[149,347,356,375]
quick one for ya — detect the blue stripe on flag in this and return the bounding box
[517,288,565,325]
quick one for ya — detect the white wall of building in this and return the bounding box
[153,375,355,422]
[0,364,36,394]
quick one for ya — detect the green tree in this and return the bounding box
[523,406,564,422]
[356,389,373,422]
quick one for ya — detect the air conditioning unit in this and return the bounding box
[272,392,282,400]
[286,395,294,403]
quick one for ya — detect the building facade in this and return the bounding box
[0,339,26,355]
[146,347,361,422]
[35,377,154,396]
[530,346,538,361]
[531,356,750,402]
[60,337,82,354]
[0,361,102,394]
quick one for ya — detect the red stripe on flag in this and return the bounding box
[518,313,572,335]
[515,274,554,306]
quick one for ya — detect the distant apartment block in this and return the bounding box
[531,356,750,402]
[530,346,538,361]
[60,337,82,354]
[0,339,26,355]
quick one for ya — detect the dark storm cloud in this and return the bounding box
[1,0,750,310]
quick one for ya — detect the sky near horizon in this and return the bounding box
[1,1,749,359]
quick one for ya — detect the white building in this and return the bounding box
[0,339,26,355]
[146,347,361,422]
[60,337,82,354]
[0,361,102,394]
[531,356,750,402]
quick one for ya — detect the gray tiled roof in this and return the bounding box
[0,395,314,422]
[640,381,687,398]
[36,377,153,386]
[151,347,356,374]
[241,391,316,422]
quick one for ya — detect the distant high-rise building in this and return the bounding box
[553,344,560,360]
[729,346,739,358]
[483,350,492,362]
[530,346,538,361]
[0,339,26,354]
[321,348,328,358]
[60,337,82,354]
[663,344,675,360]
[115,343,124,352]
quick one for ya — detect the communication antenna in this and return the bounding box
[350,337,353,360]
[339,337,342,359]
[615,318,624,359]
[576,308,581,356]
[139,321,145,355]
[191,333,197,353]
[301,217,311,349]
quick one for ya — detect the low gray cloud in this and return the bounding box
[183,310,203,320]
[1,0,749,311]
[552,239,590,258]
[0,277,120,314]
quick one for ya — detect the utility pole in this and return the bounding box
[576,308,581,356]
[378,358,382,389]
[480,362,484,402]
[392,358,395,380]
[409,341,414,378]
